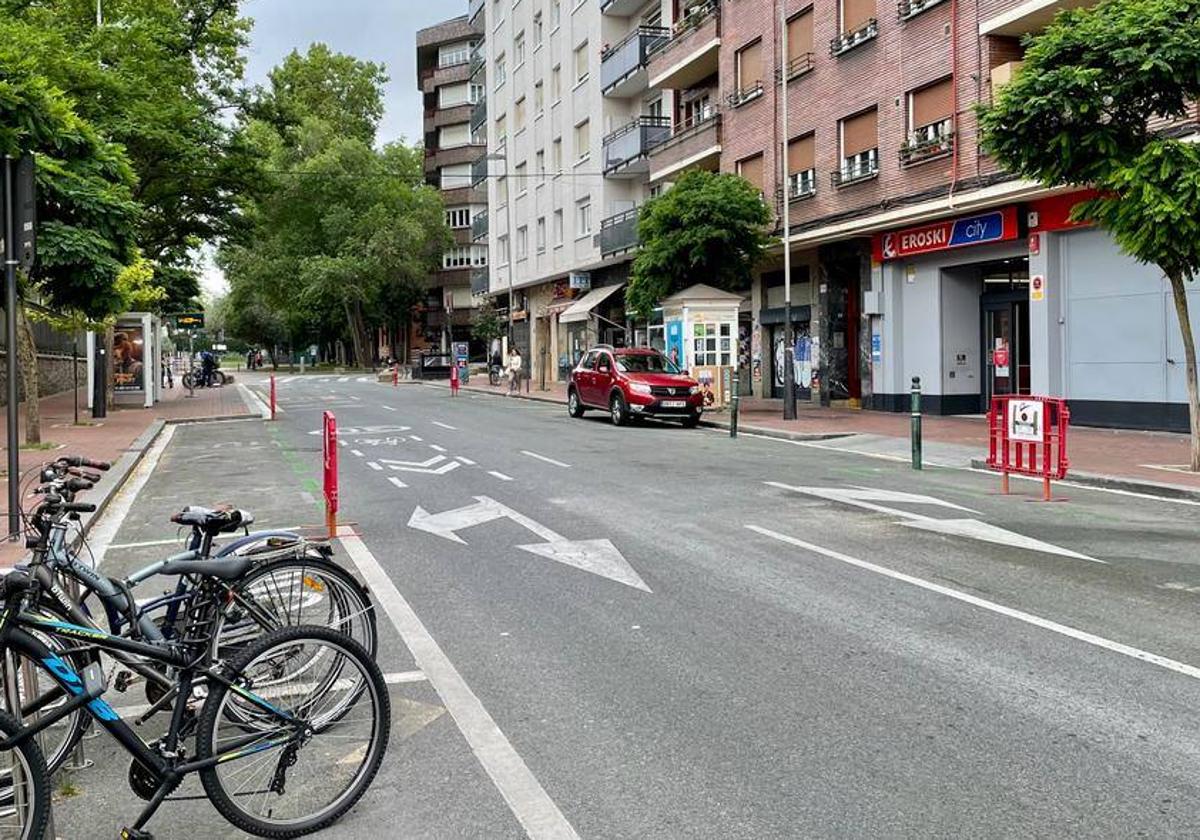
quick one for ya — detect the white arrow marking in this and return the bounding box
[381,455,447,469]
[407,498,508,544]
[769,482,1100,563]
[518,540,651,592]
[430,444,447,453]
[367,462,383,471]
[456,456,477,465]
[380,455,461,475]
[388,476,409,489]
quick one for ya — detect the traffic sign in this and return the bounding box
[173,312,205,329]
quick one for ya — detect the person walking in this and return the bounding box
[506,346,522,396]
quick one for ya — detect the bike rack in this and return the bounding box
[3,648,58,838]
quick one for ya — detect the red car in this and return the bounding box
[567,346,703,427]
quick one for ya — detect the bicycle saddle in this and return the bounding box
[171,506,254,535]
[158,556,255,581]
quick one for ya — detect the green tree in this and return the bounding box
[471,300,505,345]
[258,43,388,145]
[978,0,1200,470]
[626,170,772,318]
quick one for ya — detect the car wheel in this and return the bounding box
[682,412,700,429]
[567,389,585,418]
[609,393,628,427]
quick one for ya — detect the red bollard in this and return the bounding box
[449,363,460,397]
[269,374,276,421]
[392,365,398,387]
[323,411,338,538]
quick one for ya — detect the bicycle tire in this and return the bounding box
[0,708,51,840]
[197,625,390,838]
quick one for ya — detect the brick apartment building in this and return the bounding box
[414,14,488,359]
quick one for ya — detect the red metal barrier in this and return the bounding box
[986,395,1070,501]
[323,410,338,536]
[269,374,276,420]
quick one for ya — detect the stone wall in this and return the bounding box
[0,351,88,407]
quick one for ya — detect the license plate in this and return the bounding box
[661,400,687,408]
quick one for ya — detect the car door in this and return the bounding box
[593,352,616,405]
[575,351,596,405]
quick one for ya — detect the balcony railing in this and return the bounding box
[470,42,486,79]
[599,209,641,256]
[899,120,954,165]
[647,0,720,89]
[471,268,490,296]
[788,169,817,201]
[898,0,948,19]
[471,154,490,188]
[780,52,815,81]
[726,81,764,108]
[603,116,672,174]
[601,26,669,95]
[830,19,878,56]
[470,97,487,133]
[472,211,489,242]
[831,149,879,187]
[666,0,719,41]
[469,0,485,24]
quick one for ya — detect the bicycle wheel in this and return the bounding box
[0,709,50,840]
[197,626,389,838]
[211,556,377,662]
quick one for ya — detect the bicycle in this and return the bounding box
[0,566,390,839]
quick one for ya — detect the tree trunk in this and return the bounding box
[342,301,365,369]
[1168,272,1200,471]
[104,325,116,410]
[15,305,40,445]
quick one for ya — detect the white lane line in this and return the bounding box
[520,450,571,469]
[456,456,477,465]
[237,383,272,419]
[432,421,458,430]
[381,405,397,412]
[387,476,409,489]
[338,376,349,382]
[409,434,424,442]
[385,670,427,684]
[357,377,371,383]
[747,525,1200,683]
[338,439,348,447]
[105,537,186,551]
[337,531,580,840]
[430,444,447,453]
[89,425,177,567]
[351,449,365,457]
[367,462,383,471]
[488,470,514,482]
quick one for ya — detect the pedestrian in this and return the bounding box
[246,349,254,370]
[200,349,216,387]
[255,349,264,369]
[162,357,174,389]
[506,346,522,396]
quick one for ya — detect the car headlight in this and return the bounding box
[629,382,652,395]
[689,385,700,395]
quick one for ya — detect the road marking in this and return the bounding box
[488,470,513,481]
[351,449,365,457]
[385,670,427,684]
[338,376,349,382]
[380,455,460,475]
[409,434,423,442]
[432,421,458,430]
[357,377,371,383]
[747,524,1200,682]
[367,462,383,471]
[300,490,317,505]
[520,450,571,468]
[89,425,177,567]
[381,405,397,412]
[430,444,447,453]
[456,456,477,465]
[769,482,1101,563]
[237,383,272,419]
[337,531,580,840]
[387,476,409,489]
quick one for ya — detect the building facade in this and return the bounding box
[416,14,488,359]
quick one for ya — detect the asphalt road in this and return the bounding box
[56,373,1200,838]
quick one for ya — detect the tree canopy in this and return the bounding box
[626,170,772,318]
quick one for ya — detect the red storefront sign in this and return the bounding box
[1026,190,1099,233]
[872,206,1019,262]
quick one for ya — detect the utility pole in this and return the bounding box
[780,0,796,421]
[4,158,20,539]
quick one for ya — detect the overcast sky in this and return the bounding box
[203,0,463,295]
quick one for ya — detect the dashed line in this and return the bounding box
[520,450,571,468]
[338,376,349,382]
[409,435,423,442]
[432,421,458,430]
[456,456,476,465]
[387,476,409,489]
[381,405,397,411]
[430,444,447,453]
[367,462,383,471]
[351,449,365,457]
[488,470,514,482]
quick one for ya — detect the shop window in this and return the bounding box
[692,321,733,367]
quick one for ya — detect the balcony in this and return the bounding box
[472,211,489,243]
[426,103,474,132]
[899,120,954,166]
[428,144,481,171]
[726,81,764,109]
[470,97,487,134]
[471,267,490,296]
[601,0,645,15]
[602,27,670,97]
[603,116,672,177]
[469,0,485,25]
[831,149,879,188]
[898,0,948,20]
[647,0,721,91]
[781,52,815,81]
[471,154,490,188]
[830,19,878,56]
[470,42,486,80]
[599,209,640,256]
[421,61,470,95]
[979,0,1097,36]
[648,112,722,183]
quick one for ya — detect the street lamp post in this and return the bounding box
[779,0,797,421]
[483,152,516,350]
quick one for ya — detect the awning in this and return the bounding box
[558,284,624,324]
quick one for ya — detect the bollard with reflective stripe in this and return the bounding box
[730,373,740,439]
[911,376,923,471]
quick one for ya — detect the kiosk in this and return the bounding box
[660,284,744,409]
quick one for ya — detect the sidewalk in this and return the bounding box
[455,377,1200,499]
[0,381,255,566]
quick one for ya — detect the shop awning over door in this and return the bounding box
[558,284,624,324]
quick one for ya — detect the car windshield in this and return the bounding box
[616,353,680,374]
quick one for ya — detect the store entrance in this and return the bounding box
[978,259,1031,408]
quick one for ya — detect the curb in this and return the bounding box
[967,457,1200,502]
[698,418,854,443]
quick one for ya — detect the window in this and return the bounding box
[787,133,817,199]
[573,41,589,85]
[536,149,546,182]
[445,207,471,228]
[439,123,471,148]
[534,11,544,45]
[551,65,562,100]
[495,113,507,146]
[692,322,734,367]
[737,153,765,195]
[515,161,528,194]
[438,42,472,67]
[574,119,590,162]
[470,82,485,104]
[840,0,875,33]
[550,0,561,28]
[553,209,564,245]
[443,245,488,268]
[838,108,879,184]
[734,40,764,103]
[494,53,507,88]
[576,197,592,236]
[514,31,526,66]
[536,217,546,252]
[552,138,563,173]
[497,175,508,205]
[683,94,713,128]
[440,163,471,189]
[646,97,664,119]
[438,82,470,108]
[516,225,528,260]
[514,97,527,132]
[498,234,510,264]
[785,10,815,77]
[903,77,954,163]
[535,81,545,114]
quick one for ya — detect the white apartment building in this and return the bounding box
[478,0,671,385]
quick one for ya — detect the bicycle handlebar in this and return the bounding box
[57,455,111,471]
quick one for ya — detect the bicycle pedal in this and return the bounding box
[120,829,154,840]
